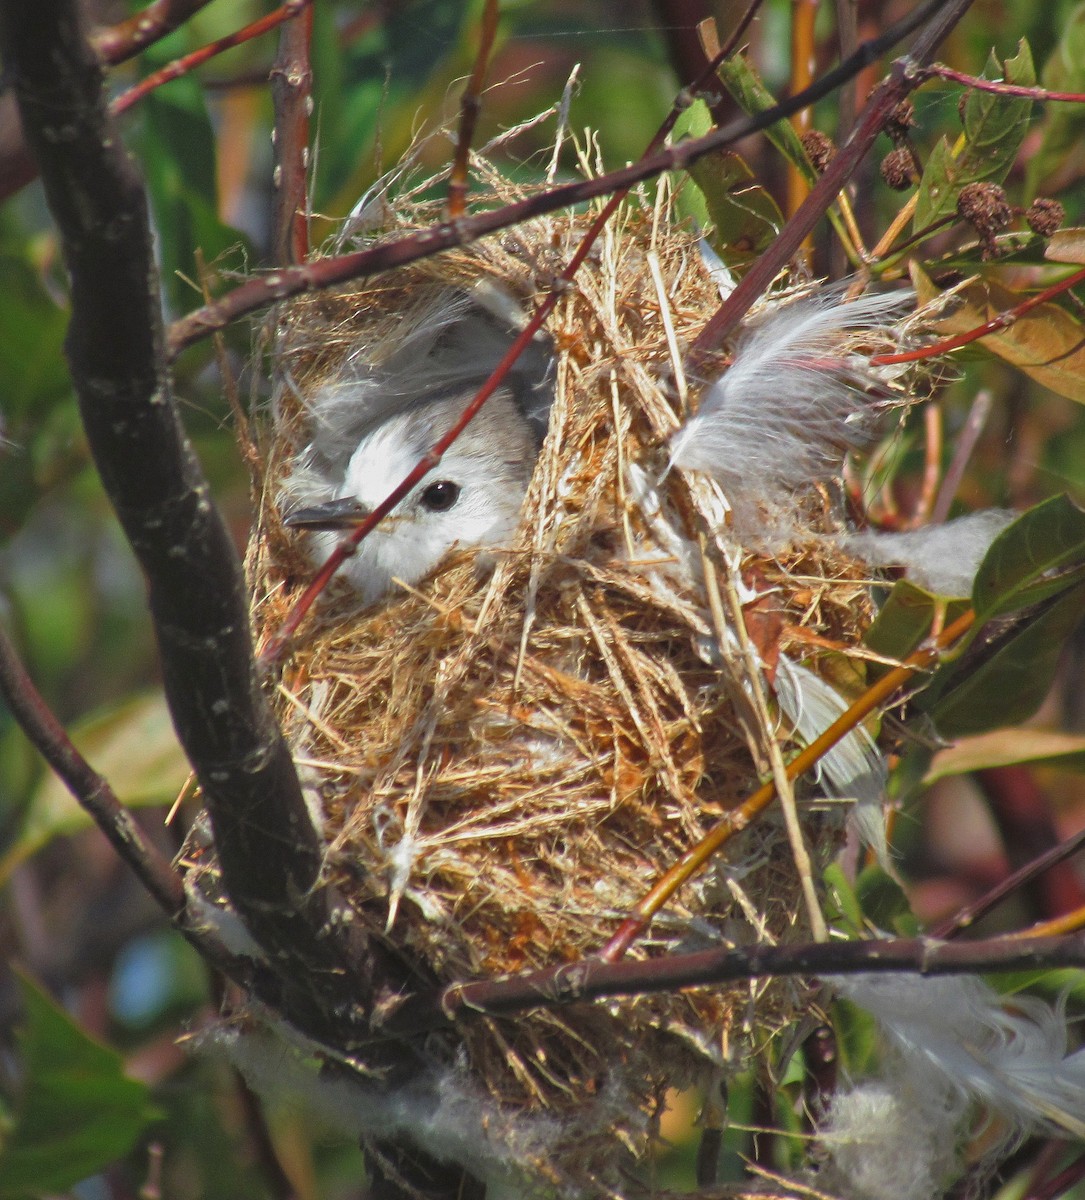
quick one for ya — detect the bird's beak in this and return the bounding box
[282,498,373,530]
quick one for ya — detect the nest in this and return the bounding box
[224,172,902,1193]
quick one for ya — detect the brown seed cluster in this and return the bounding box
[880,146,916,191]
[1025,196,1065,238]
[802,129,836,174]
[957,181,1012,258]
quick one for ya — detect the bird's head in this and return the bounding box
[284,389,537,605]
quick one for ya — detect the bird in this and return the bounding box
[280,285,554,606]
[283,386,541,606]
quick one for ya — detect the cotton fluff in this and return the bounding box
[844,509,1016,598]
[816,973,1085,1200]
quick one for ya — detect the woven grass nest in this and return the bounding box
[231,170,917,1192]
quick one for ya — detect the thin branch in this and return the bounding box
[930,388,991,523]
[930,826,1085,940]
[918,62,1085,103]
[270,0,314,266]
[0,624,185,917]
[112,0,310,118]
[446,0,499,220]
[383,930,1085,1037]
[92,0,215,65]
[873,264,1085,365]
[166,0,964,359]
[0,622,266,993]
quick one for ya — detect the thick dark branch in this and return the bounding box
[385,932,1085,1038]
[167,0,960,358]
[0,0,387,1044]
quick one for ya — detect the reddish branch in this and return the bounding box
[931,826,1085,940]
[112,0,311,117]
[446,0,499,220]
[92,0,215,65]
[270,0,314,266]
[167,0,967,359]
[873,265,1085,365]
[918,62,1085,103]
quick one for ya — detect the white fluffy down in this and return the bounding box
[816,973,1085,1200]
[843,509,1016,598]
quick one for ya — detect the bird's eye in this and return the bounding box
[419,480,461,512]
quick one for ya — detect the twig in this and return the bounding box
[1025,1150,1085,1200]
[0,623,185,917]
[931,822,1085,940]
[599,608,977,962]
[906,402,943,527]
[167,0,964,359]
[917,63,1085,103]
[384,929,1085,1036]
[930,387,991,523]
[92,0,214,64]
[270,0,314,266]
[446,0,499,219]
[873,264,1085,365]
[112,0,310,117]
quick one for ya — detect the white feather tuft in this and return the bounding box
[669,288,911,541]
[773,655,889,861]
[817,1080,962,1200]
[835,973,1085,1140]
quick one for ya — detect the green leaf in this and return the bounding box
[1025,2,1085,195]
[854,864,918,937]
[823,861,865,934]
[0,970,158,1197]
[686,149,783,269]
[863,580,969,671]
[925,727,1085,782]
[924,578,1085,737]
[905,497,1085,736]
[716,55,816,183]
[972,493,1085,619]
[0,692,188,885]
[914,41,1035,230]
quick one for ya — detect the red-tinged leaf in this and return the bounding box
[917,271,1085,403]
